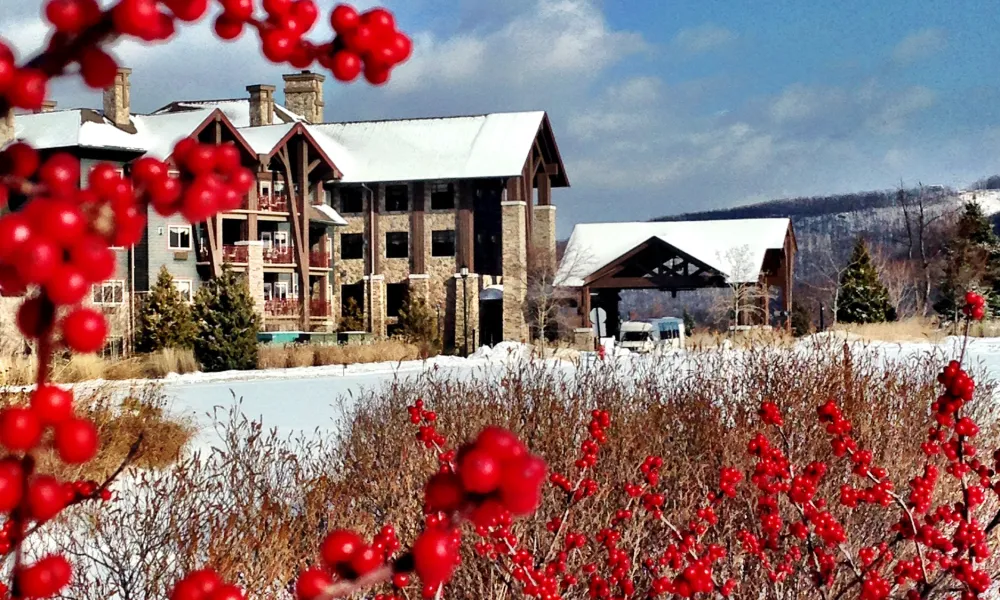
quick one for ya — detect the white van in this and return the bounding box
[619,318,686,353]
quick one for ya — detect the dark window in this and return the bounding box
[340,187,363,213]
[430,183,455,210]
[386,232,408,259]
[386,283,407,317]
[385,185,408,211]
[341,283,364,315]
[341,233,364,260]
[431,230,456,257]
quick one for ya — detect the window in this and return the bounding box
[430,183,455,210]
[386,283,407,318]
[174,279,193,303]
[340,187,364,213]
[341,233,364,260]
[431,230,456,257]
[385,232,408,259]
[92,280,125,305]
[341,283,364,313]
[385,185,408,212]
[275,282,289,300]
[168,225,192,250]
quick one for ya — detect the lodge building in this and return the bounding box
[3,68,569,351]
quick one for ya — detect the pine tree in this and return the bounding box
[135,266,197,353]
[397,295,438,344]
[192,265,261,372]
[935,202,1000,320]
[339,297,365,331]
[790,301,812,337]
[836,238,895,324]
[682,308,695,334]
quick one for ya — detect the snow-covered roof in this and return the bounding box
[309,203,347,226]
[152,99,306,128]
[311,112,549,183]
[556,218,793,288]
[235,122,356,176]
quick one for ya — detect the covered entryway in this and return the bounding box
[479,286,503,347]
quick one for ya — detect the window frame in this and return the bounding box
[385,231,409,259]
[92,280,126,305]
[168,225,193,251]
[174,279,193,304]
[385,184,409,212]
[431,229,456,257]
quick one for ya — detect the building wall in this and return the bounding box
[142,206,203,293]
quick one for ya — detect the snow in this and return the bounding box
[236,123,357,176]
[557,218,792,287]
[152,99,307,128]
[311,112,547,183]
[310,203,348,225]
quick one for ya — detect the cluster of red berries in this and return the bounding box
[963,290,986,321]
[295,525,402,600]
[170,568,245,600]
[933,360,976,426]
[135,139,254,222]
[325,5,412,84]
[408,399,445,450]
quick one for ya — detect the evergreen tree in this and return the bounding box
[339,297,365,331]
[934,202,1000,320]
[836,238,895,324]
[397,295,438,345]
[192,265,260,372]
[790,301,812,337]
[682,308,695,334]
[135,266,197,353]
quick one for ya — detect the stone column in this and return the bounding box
[501,201,528,342]
[408,274,430,304]
[532,205,557,273]
[237,241,266,323]
[453,273,480,354]
[363,275,386,337]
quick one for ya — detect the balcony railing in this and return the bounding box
[309,251,330,268]
[265,299,298,316]
[310,300,332,317]
[223,245,249,263]
[258,192,289,213]
[264,246,295,265]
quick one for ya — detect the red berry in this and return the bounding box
[17,296,54,339]
[261,27,297,62]
[388,32,412,64]
[87,163,121,196]
[330,4,360,34]
[320,529,363,568]
[46,0,91,33]
[34,199,85,247]
[412,528,457,587]
[262,0,292,17]
[164,0,209,21]
[18,555,71,598]
[0,48,14,93]
[392,573,410,588]
[0,265,25,297]
[9,69,48,111]
[219,0,253,20]
[229,168,255,195]
[476,427,525,464]
[0,459,24,512]
[214,144,242,173]
[27,475,65,521]
[132,156,167,184]
[424,472,465,513]
[0,214,33,262]
[61,307,107,353]
[361,8,395,36]
[499,454,547,515]
[46,264,89,305]
[208,584,244,600]
[180,176,222,222]
[343,24,376,54]
[31,385,75,425]
[55,419,99,464]
[79,47,119,89]
[291,0,319,31]
[295,568,332,600]
[349,545,382,576]
[0,407,43,451]
[330,51,362,82]
[459,448,501,494]
[70,235,116,282]
[171,569,221,600]
[363,62,390,86]
[39,153,80,194]
[14,237,60,285]
[112,0,160,38]
[3,142,41,179]
[214,16,244,40]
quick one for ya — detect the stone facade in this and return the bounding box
[0,109,14,146]
[501,201,528,342]
[532,205,557,274]
[103,68,131,128]
[247,84,275,127]
[238,241,265,321]
[452,273,480,354]
[282,71,325,124]
[424,211,458,311]
[573,327,595,351]
[363,275,387,337]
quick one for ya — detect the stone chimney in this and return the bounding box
[37,100,57,113]
[282,71,325,124]
[103,67,132,128]
[247,84,276,127]
[0,109,14,146]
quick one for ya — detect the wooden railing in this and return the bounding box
[258,192,289,212]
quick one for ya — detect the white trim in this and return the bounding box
[92,280,126,305]
[408,274,430,280]
[173,279,194,303]
[167,225,192,250]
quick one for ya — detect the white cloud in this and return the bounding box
[672,24,736,55]
[892,28,947,63]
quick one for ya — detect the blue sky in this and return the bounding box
[6,0,1000,237]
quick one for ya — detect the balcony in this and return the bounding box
[264,245,295,265]
[258,192,289,213]
[263,299,332,319]
[310,300,332,317]
[197,245,249,263]
[309,250,330,268]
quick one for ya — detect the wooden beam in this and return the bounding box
[536,171,551,206]
[545,164,559,176]
[298,139,311,328]
[581,287,591,327]
[306,158,321,176]
[587,276,729,290]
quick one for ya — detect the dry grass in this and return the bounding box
[685,326,795,349]
[0,349,201,385]
[258,340,425,369]
[46,340,999,600]
[831,317,945,342]
[142,348,200,378]
[0,382,193,482]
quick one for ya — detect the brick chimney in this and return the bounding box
[103,67,132,128]
[37,100,57,113]
[282,71,325,124]
[0,109,14,146]
[247,84,276,127]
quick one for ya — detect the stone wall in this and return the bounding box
[363,275,386,337]
[282,72,325,124]
[378,213,411,283]
[424,211,458,311]
[501,201,528,342]
[237,241,265,322]
[452,273,479,353]
[532,205,557,274]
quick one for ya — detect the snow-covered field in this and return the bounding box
[141,335,1000,452]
